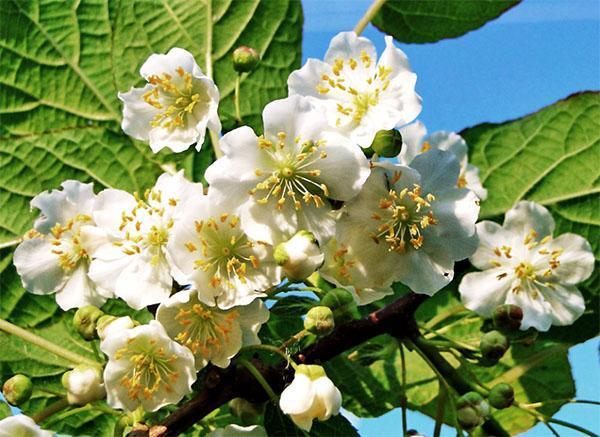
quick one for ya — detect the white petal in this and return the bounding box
[503,201,555,239]
[113,253,172,309]
[140,47,199,80]
[93,189,137,234]
[395,250,454,295]
[506,285,553,332]
[238,299,270,347]
[263,96,329,141]
[118,84,159,142]
[398,121,427,165]
[241,200,298,245]
[427,131,468,165]
[313,376,342,419]
[324,31,377,69]
[0,415,52,437]
[545,233,594,284]
[13,238,65,295]
[410,149,461,194]
[459,269,512,317]
[296,204,335,245]
[280,374,314,415]
[312,132,370,201]
[464,164,488,200]
[539,283,585,327]
[148,124,200,153]
[288,58,330,99]
[470,221,514,270]
[55,263,108,310]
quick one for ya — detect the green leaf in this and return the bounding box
[463,91,600,258]
[260,296,316,345]
[372,0,519,44]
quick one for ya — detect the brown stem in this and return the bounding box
[128,292,427,436]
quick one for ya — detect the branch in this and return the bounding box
[128,292,427,436]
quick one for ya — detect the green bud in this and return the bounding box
[232,46,260,73]
[488,383,514,409]
[456,391,488,430]
[480,330,510,362]
[229,397,264,425]
[493,304,523,332]
[321,288,359,324]
[369,129,403,158]
[296,364,326,380]
[73,305,104,341]
[2,374,33,406]
[304,306,335,336]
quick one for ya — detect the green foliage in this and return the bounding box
[463,92,600,258]
[260,295,316,345]
[372,0,519,44]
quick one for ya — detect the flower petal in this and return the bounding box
[545,233,594,284]
[395,249,455,295]
[118,84,159,142]
[539,283,585,327]
[410,149,461,194]
[503,201,555,239]
[459,269,512,317]
[324,31,377,70]
[506,285,553,332]
[13,238,65,295]
[55,263,109,310]
[280,374,314,415]
[398,121,427,165]
[288,58,330,99]
[140,47,200,80]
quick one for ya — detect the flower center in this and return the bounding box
[369,177,437,253]
[184,213,261,289]
[174,303,239,357]
[114,188,175,265]
[492,230,564,297]
[315,52,392,126]
[144,66,207,131]
[249,133,330,210]
[49,214,93,271]
[115,339,180,401]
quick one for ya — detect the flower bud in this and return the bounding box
[304,306,335,336]
[492,304,523,332]
[96,315,137,342]
[480,330,510,362]
[369,129,403,158]
[229,397,264,425]
[320,288,359,324]
[488,383,514,409]
[61,365,105,405]
[2,374,33,406]
[456,391,489,430]
[73,305,104,341]
[232,46,260,73]
[274,231,324,281]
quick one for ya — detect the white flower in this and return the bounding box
[166,192,281,308]
[207,425,267,437]
[84,171,203,309]
[279,364,342,431]
[61,365,105,405]
[0,415,53,437]
[322,150,480,296]
[101,320,196,412]
[13,181,111,310]
[97,316,137,342]
[398,121,487,200]
[156,289,269,370]
[118,47,221,153]
[274,230,324,281]
[288,31,421,148]
[205,95,370,245]
[459,201,594,332]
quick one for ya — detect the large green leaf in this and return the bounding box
[372,0,519,44]
[0,0,303,245]
[463,91,600,258]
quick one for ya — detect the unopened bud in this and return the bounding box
[61,365,105,405]
[321,288,359,324]
[229,397,264,425]
[304,306,335,336]
[232,46,260,73]
[97,315,137,342]
[274,231,324,281]
[73,305,104,341]
[488,383,514,409]
[369,129,403,158]
[480,330,509,363]
[456,392,489,430]
[493,304,523,332]
[2,374,33,406]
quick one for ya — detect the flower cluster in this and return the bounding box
[8,29,594,434]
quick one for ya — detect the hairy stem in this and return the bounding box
[239,358,279,403]
[32,398,70,424]
[0,318,99,367]
[241,344,298,370]
[354,0,387,35]
[234,74,242,124]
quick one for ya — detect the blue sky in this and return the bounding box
[302,0,600,435]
